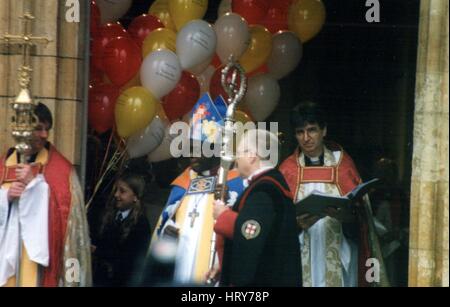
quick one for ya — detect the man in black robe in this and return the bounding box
[212,129,302,287]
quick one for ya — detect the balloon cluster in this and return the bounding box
[88,0,326,162]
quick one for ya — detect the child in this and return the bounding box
[92,172,151,286]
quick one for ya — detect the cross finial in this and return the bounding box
[0,10,52,94]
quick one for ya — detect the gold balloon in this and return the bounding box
[234,110,253,125]
[288,0,326,43]
[142,28,177,57]
[149,0,176,31]
[239,25,272,74]
[168,0,208,31]
[115,86,159,138]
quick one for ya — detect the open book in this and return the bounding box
[295,178,380,217]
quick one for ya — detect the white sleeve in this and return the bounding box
[0,188,9,242]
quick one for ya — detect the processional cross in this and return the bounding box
[0,3,51,286]
[0,5,52,163]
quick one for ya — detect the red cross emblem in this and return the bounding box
[241,220,261,240]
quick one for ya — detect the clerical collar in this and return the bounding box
[243,166,273,188]
[304,154,324,166]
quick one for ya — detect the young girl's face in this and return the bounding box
[114,180,137,210]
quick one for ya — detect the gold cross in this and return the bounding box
[188,207,200,228]
[0,11,52,92]
[0,3,52,164]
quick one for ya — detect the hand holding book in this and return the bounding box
[295,178,380,218]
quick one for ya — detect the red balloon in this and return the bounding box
[128,14,165,49]
[263,5,289,33]
[90,1,101,38]
[163,71,200,121]
[209,65,242,102]
[271,0,293,10]
[211,53,222,69]
[232,0,270,25]
[89,61,103,85]
[102,37,142,86]
[88,83,120,134]
[91,22,128,71]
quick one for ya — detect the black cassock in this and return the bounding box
[220,168,302,287]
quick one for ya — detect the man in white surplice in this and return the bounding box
[280,102,364,287]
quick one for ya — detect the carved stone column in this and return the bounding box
[409,0,449,287]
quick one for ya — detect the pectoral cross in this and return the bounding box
[188,207,200,228]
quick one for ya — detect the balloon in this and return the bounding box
[147,124,176,162]
[288,0,326,43]
[196,65,215,94]
[102,36,142,86]
[232,0,270,25]
[234,110,253,125]
[88,83,120,134]
[91,22,128,71]
[243,74,280,121]
[149,0,176,31]
[96,0,132,24]
[214,13,250,63]
[142,28,177,57]
[168,0,208,31]
[89,62,103,85]
[120,72,141,92]
[209,65,241,102]
[267,31,302,79]
[187,54,213,75]
[176,20,217,70]
[140,50,182,99]
[262,3,291,34]
[90,0,101,38]
[239,25,272,74]
[115,87,159,138]
[218,0,232,17]
[128,14,165,48]
[163,71,200,121]
[211,53,222,68]
[127,116,167,158]
[246,63,268,78]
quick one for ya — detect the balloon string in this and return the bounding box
[86,144,127,211]
[96,129,114,183]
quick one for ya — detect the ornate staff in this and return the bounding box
[214,60,247,202]
[0,4,51,286]
[207,58,247,283]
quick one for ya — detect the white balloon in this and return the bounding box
[140,50,182,99]
[147,125,176,162]
[214,13,250,63]
[268,31,303,80]
[218,0,232,17]
[188,54,213,75]
[177,20,217,70]
[127,116,166,159]
[96,0,132,24]
[196,65,215,94]
[243,74,280,121]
